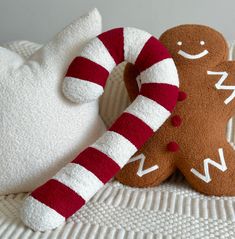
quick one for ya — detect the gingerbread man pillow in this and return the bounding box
[116,24,235,196]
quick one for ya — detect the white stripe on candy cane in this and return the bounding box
[21,196,65,232]
[80,37,116,73]
[124,27,151,63]
[125,95,171,131]
[140,58,179,87]
[63,76,104,103]
[53,163,103,201]
[91,131,137,168]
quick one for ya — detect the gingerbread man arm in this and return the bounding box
[207,60,235,116]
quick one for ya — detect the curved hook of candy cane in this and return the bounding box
[21,27,179,231]
[62,27,179,104]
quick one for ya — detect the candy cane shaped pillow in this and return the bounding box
[21,27,179,231]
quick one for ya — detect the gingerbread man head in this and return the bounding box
[160,24,228,68]
[116,24,235,196]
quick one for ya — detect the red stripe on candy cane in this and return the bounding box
[31,179,85,218]
[72,147,120,184]
[66,56,109,87]
[135,36,171,72]
[98,28,124,64]
[109,112,154,149]
[140,83,179,112]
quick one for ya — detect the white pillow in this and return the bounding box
[0,9,106,195]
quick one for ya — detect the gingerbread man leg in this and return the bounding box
[177,136,235,196]
[116,132,177,187]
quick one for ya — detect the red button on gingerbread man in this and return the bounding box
[116,24,235,196]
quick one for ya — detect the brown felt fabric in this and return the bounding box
[116,24,235,196]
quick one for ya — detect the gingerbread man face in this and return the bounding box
[116,24,235,196]
[160,25,228,68]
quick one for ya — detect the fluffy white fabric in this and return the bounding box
[21,196,65,232]
[63,76,104,103]
[125,95,170,131]
[91,131,137,167]
[53,163,103,201]
[124,27,151,63]
[140,58,179,86]
[0,9,106,195]
[80,37,116,72]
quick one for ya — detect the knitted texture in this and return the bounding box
[20,27,179,231]
[0,40,235,239]
[1,177,235,238]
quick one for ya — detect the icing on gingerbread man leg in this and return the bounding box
[179,137,235,196]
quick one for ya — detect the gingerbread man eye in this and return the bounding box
[177,41,182,46]
[200,40,205,45]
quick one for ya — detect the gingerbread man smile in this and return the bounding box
[177,40,209,59]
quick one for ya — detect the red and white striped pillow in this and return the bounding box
[21,27,179,231]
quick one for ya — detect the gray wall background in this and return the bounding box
[0,0,235,44]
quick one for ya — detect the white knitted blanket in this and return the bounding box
[0,41,235,239]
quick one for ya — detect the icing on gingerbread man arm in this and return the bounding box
[207,61,235,114]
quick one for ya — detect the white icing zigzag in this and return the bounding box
[191,148,227,183]
[207,70,235,104]
[128,153,159,177]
